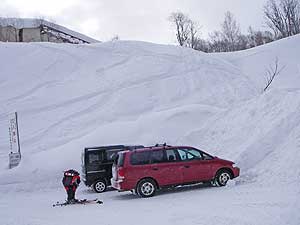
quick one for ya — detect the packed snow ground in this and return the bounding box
[0,35,300,225]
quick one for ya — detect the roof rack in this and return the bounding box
[148,143,172,148]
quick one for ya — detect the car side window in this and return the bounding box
[177,149,188,161]
[201,152,213,160]
[188,149,202,159]
[177,148,202,161]
[165,149,178,162]
[130,151,151,165]
[150,150,165,163]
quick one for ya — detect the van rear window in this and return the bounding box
[117,153,125,167]
[106,149,121,161]
[130,151,151,165]
[88,151,103,164]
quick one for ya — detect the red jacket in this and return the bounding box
[62,170,81,190]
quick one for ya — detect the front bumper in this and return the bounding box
[232,167,240,178]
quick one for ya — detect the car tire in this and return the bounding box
[215,170,231,186]
[136,178,157,198]
[131,189,138,195]
[210,179,219,187]
[92,180,107,193]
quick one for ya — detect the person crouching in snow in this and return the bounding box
[62,169,81,203]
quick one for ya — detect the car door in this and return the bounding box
[85,150,106,183]
[197,149,216,180]
[176,148,214,183]
[149,149,183,186]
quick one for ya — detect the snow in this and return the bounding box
[0,35,300,225]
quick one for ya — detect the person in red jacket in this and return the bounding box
[62,169,81,203]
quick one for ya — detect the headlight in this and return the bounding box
[232,163,239,168]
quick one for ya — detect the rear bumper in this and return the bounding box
[111,178,134,191]
[232,167,240,178]
[111,178,121,190]
[83,178,93,187]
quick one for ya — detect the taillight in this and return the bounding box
[118,167,125,179]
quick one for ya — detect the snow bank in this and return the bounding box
[0,41,256,175]
[0,35,300,225]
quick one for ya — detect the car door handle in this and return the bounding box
[184,165,190,168]
[152,168,159,171]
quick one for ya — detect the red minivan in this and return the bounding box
[111,145,240,197]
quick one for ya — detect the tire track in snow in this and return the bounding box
[0,81,58,103]
[5,43,254,117]
[1,43,258,156]
[20,92,113,152]
[19,66,252,153]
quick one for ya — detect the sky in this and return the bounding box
[0,0,268,44]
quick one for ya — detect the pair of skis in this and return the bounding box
[53,198,103,207]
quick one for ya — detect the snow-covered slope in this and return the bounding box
[0,41,256,173]
[0,35,300,225]
[217,35,300,90]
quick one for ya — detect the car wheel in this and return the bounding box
[216,170,231,186]
[136,178,157,198]
[93,180,107,193]
[210,179,219,187]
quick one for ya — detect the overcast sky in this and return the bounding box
[1,0,268,44]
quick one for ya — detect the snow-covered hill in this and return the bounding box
[0,35,300,225]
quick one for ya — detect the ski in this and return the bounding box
[52,198,103,207]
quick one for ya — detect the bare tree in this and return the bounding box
[168,9,281,53]
[208,11,243,52]
[282,0,300,34]
[186,19,199,49]
[264,0,300,39]
[247,26,274,48]
[169,11,202,50]
[209,31,227,52]
[192,38,210,52]
[263,57,285,92]
[221,11,242,51]
[169,12,190,46]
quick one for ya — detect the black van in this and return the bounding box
[81,145,143,193]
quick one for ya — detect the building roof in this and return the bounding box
[0,17,100,44]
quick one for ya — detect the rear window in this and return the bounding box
[87,151,103,164]
[106,149,121,161]
[117,152,125,167]
[130,151,151,165]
